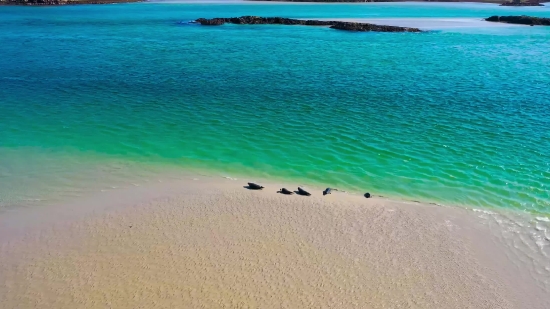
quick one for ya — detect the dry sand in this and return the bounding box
[0,177,548,308]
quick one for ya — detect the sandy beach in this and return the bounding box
[2,0,550,307]
[1,177,548,308]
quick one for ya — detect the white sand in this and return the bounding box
[0,177,548,308]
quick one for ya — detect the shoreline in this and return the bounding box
[0,0,142,5]
[3,169,549,226]
[2,170,549,229]
[1,175,548,308]
[2,155,549,218]
[1,0,547,5]
[248,0,505,3]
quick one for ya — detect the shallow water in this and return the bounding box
[0,2,549,213]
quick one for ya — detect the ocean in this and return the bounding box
[1,1,549,214]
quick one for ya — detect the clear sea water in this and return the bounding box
[1,1,549,213]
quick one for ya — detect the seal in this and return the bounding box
[247,182,264,190]
[297,187,311,196]
[323,188,332,196]
[364,192,371,198]
[279,188,294,195]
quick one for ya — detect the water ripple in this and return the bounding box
[1,3,550,213]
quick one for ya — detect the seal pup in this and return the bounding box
[247,182,264,190]
[278,188,294,195]
[364,192,371,198]
[323,188,332,196]
[297,187,311,196]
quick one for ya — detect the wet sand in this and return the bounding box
[0,177,548,308]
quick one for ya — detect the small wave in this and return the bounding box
[472,208,496,215]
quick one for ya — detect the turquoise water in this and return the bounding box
[1,2,549,213]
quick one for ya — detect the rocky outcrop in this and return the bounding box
[486,15,550,25]
[500,0,543,6]
[194,16,422,33]
[0,0,140,5]
[329,22,417,32]
[247,0,402,2]
[500,2,544,5]
[248,0,515,2]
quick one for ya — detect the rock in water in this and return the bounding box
[195,18,226,26]
[0,0,142,4]
[485,15,550,26]
[194,16,422,33]
[500,1,543,6]
[329,22,420,32]
[247,182,264,190]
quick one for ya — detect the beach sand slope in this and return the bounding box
[0,179,547,308]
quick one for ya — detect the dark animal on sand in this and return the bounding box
[364,192,371,198]
[323,188,332,196]
[247,182,264,190]
[297,187,311,196]
[279,188,294,195]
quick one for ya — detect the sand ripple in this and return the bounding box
[1,180,548,308]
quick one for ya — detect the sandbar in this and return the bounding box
[0,177,548,308]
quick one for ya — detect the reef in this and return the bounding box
[486,15,550,25]
[194,16,422,33]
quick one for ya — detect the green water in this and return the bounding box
[0,2,549,213]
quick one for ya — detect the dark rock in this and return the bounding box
[330,22,421,32]
[501,3,544,5]
[323,188,332,195]
[194,16,422,33]
[485,15,550,26]
[196,18,226,26]
[500,0,543,6]
[248,0,407,2]
[0,0,141,5]
[364,192,371,198]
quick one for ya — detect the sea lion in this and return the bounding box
[364,192,371,198]
[247,182,264,190]
[323,188,332,196]
[279,188,294,195]
[297,187,311,196]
